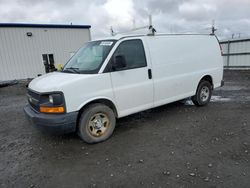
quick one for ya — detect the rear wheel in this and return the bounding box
[77,103,116,144]
[192,80,212,106]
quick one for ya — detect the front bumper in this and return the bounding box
[24,105,78,134]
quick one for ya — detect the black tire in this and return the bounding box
[191,80,212,106]
[77,103,116,144]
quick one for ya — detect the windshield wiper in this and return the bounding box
[63,67,80,73]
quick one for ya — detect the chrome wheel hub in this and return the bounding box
[93,119,103,129]
[200,86,210,102]
[88,113,110,137]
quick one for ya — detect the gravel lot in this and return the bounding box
[0,70,250,188]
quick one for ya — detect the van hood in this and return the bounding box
[29,72,93,93]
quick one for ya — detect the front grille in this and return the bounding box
[27,89,40,112]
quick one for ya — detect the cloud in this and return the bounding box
[178,2,217,21]
[0,0,249,39]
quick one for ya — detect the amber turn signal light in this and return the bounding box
[40,106,65,113]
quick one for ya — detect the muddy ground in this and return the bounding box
[0,70,250,188]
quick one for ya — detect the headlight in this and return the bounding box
[48,94,63,105]
[39,93,65,114]
[49,95,54,104]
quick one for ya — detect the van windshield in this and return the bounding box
[63,40,116,74]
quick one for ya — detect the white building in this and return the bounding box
[0,23,91,81]
[220,38,250,67]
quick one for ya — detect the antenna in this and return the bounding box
[110,26,115,36]
[211,19,217,35]
[148,14,156,35]
[149,15,152,26]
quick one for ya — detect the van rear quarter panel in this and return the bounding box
[145,35,223,107]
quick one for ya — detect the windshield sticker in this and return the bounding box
[100,41,113,46]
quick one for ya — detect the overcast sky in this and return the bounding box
[0,0,249,39]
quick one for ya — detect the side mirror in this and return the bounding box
[112,55,126,70]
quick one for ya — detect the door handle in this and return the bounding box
[148,69,152,79]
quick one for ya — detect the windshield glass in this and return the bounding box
[63,40,116,74]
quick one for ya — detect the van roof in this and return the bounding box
[95,33,213,41]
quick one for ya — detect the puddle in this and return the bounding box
[184,100,194,106]
[211,96,231,102]
[219,85,246,91]
[183,96,231,105]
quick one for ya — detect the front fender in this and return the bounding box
[77,96,119,116]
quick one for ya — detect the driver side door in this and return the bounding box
[106,39,154,117]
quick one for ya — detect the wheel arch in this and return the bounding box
[76,97,118,129]
[192,74,213,106]
[199,75,214,89]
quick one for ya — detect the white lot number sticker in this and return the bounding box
[100,41,113,46]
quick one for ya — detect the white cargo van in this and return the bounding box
[24,34,223,143]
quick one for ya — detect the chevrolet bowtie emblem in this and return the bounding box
[29,97,33,103]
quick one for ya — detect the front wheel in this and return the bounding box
[191,80,212,106]
[77,103,116,144]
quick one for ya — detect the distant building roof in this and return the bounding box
[0,23,91,29]
[220,37,250,44]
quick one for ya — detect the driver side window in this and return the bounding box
[108,39,147,71]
